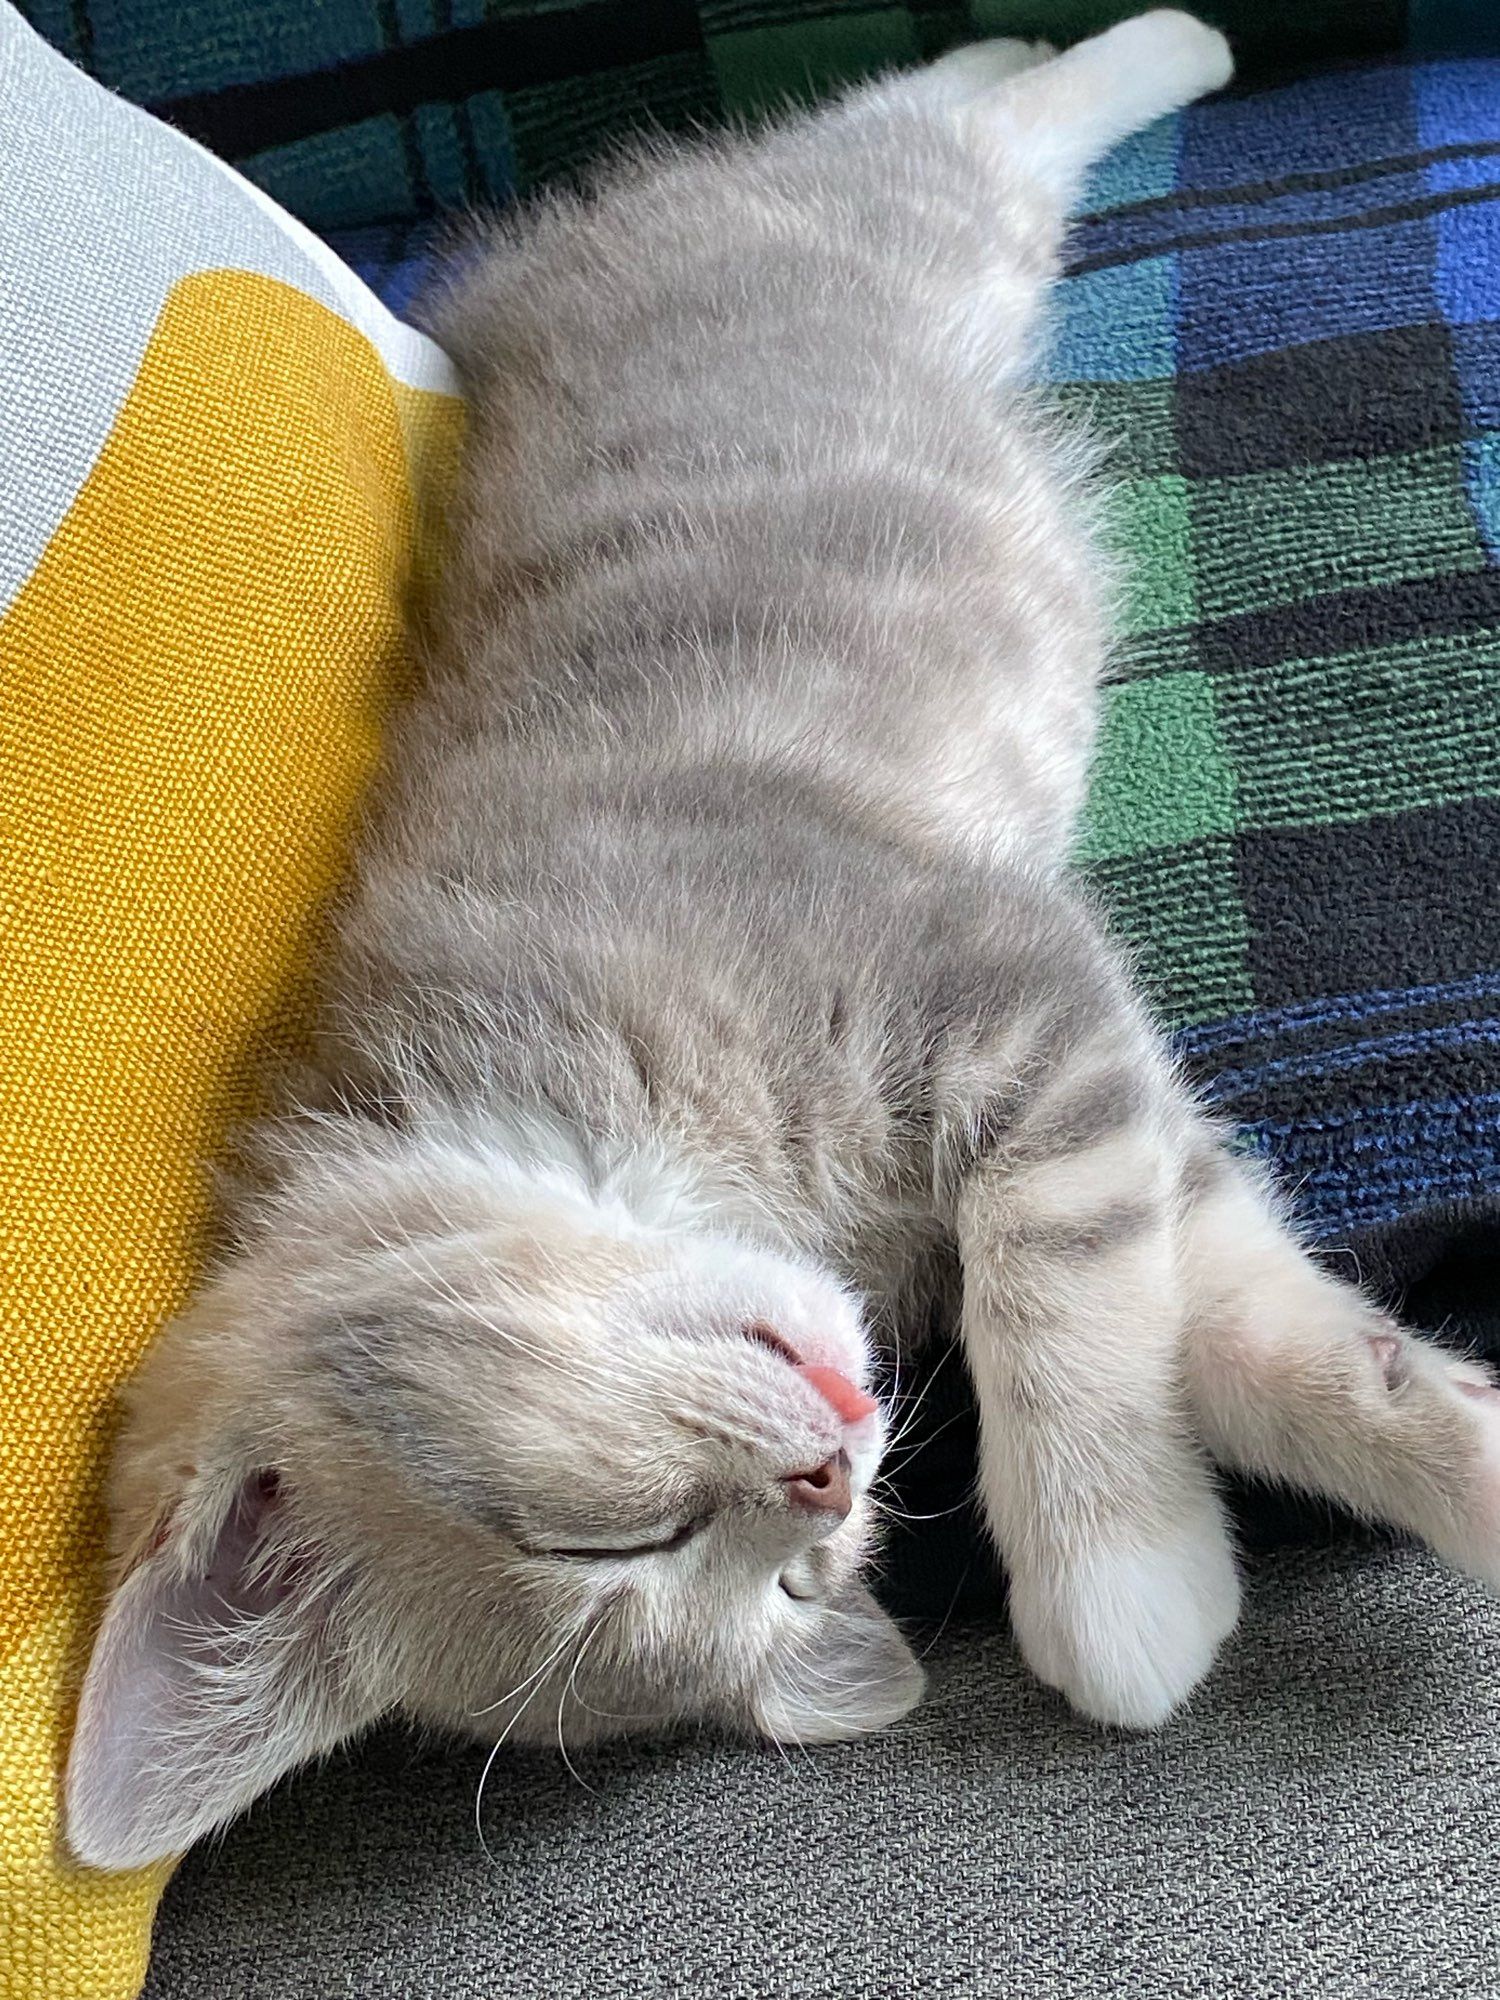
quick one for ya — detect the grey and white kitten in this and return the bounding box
[69,12,1500,1872]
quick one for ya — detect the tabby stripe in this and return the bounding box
[1006,1197,1161,1258]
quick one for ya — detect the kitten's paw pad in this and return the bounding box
[1009,1517,1240,1729]
[1365,1331,1410,1392]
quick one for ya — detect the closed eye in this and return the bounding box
[538,1517,708,1560]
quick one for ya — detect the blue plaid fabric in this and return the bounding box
[1045,60,1500,1325]
[25,0,1499,234]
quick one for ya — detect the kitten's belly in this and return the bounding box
[736,456,1108,865]
[889,661,1099,862]
[756,602,1105,866]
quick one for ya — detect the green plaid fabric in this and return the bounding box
[17,0,1500,232]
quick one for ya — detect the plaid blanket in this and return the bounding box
[333,53,1500,1605]
[19,0,1500,233]
[1063,60,1500,1287]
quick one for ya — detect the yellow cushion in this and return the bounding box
[0,14,462,1993]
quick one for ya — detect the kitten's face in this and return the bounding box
[66,1132,923,1870]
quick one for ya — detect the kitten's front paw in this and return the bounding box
[1008,1513,1240,1729]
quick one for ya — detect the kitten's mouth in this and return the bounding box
[744,1320,879,1425]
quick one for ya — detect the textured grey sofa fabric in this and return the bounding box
[144,1538,1497,2000]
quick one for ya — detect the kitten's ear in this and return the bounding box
[66,1466,376,1871]
[754,1581,924,1744]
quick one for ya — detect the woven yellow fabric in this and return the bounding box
[0,14,462,1993]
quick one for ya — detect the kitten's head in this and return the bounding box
[66,1120,922,1870]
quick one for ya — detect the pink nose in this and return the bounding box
[784,1451,852,1520]
[797,1363,879,1425]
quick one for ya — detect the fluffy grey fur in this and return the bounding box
[68,14,1500,1874]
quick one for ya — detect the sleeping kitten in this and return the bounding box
[67,12,1500,1873]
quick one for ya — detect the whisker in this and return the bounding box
[472,1620,589,1864]
[879,1342,961,1457]
[914,1558,976,1663]
[555,1610,615,1796]
[879,1403,974,1472]
[869,1489,974,1526]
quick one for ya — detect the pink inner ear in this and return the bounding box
[64,1465,339,1871]
[797,1363,879,1424]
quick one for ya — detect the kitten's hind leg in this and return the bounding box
[1181,1148,1500,1590]
[938,11,1232,204]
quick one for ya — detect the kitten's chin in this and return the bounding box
[752,1580,924,1745]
